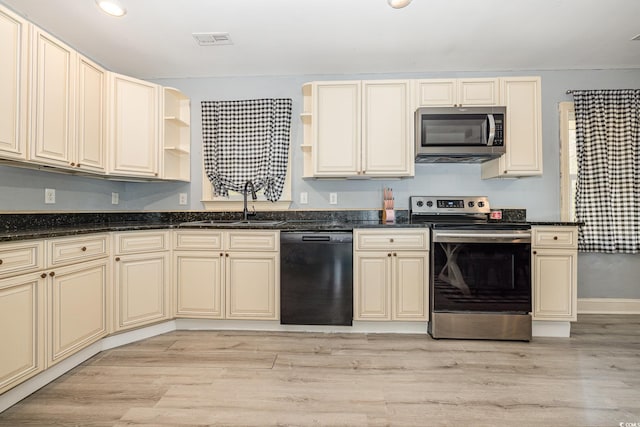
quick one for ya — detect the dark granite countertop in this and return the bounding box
[0,210,582,243]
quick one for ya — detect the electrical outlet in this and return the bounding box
[179,193,188,205]
[329,192,338,205]
[111,192,119,205]
[45,188,56,204]
[299,192,308,204]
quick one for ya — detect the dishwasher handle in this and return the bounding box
[302,235,331,242]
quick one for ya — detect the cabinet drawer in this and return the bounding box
[115,231,168,254]
[533,227,577,249]
[355,229,429,251]
[47,234,109,267]
[226,231,279,251]
[174,231,223,250]
[0,241,44,278]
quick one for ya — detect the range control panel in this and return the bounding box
[410,196,491,215]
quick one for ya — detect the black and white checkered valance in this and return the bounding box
[573,89,640,253]
[202,99,292,202]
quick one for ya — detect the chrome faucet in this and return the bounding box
[243,180,257,221]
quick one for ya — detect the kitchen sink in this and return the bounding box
[179,220,284,227]
[230,220,285,226]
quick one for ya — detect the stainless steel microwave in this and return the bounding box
[415,106,506,163]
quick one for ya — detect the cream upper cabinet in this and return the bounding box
[416,78,499,107]
[312,81,361,177]
[362,80,414,176]
[108,73,159,178]
[29,27,76,168]
[303,80,413,178]
[0,4,29,161]
[531,226,578,321]
[481,76,543,178]
[75,55,106,174]
[113,231,170,331]
[354,229,429,321]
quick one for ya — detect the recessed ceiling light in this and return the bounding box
[96,0,127,17]
[388,0,412,8]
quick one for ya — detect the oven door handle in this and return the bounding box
[433,232,531,244]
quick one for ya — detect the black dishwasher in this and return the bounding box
[280,231,353,326]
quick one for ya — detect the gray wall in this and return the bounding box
[1,69,639,298]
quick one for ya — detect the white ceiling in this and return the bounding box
[2,0,640,80]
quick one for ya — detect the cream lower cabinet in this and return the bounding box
[113,231,170,331]
[45,234,110,366]
[0,239,46,394]
[174,230,279,320]
[174,230,224,318]
[532,226,578,321]
[47,259,109,366]
[354,229,429,321]
[0,271,46,394]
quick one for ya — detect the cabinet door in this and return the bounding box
[225,252,278,320]
[354,252,392,320]
[362,80,413,176]
[109,73,159,177]
[0,5,29,160]
[481,77,542,178]
[458,78,499,106]
[76,55,106,173]
[30,28,76,168]
[532,249,577,321]
[175,251,224,319]
[114,252,169,331]
[415,79,457,106]
[392,252,428,321]
[313,81,360,176]
[48,260,108,366]
[0,273,45,394]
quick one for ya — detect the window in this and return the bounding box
[559,102,577,222]
[200,162,292,211]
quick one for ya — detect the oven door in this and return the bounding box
[431,229,531,314]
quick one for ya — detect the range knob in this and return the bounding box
[416,200,424,207]
[426,201,433,207]
[468,201,475,208]
[478,201,485,208]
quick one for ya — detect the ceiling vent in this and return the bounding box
[632,33,640,41]
[192,32,233,46]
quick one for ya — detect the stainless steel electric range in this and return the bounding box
[410,196,532,341]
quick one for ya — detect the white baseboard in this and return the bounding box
[578,298,640,314]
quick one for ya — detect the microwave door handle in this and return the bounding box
[487,114,496,146]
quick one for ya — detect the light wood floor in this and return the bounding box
[1,315,639,426]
